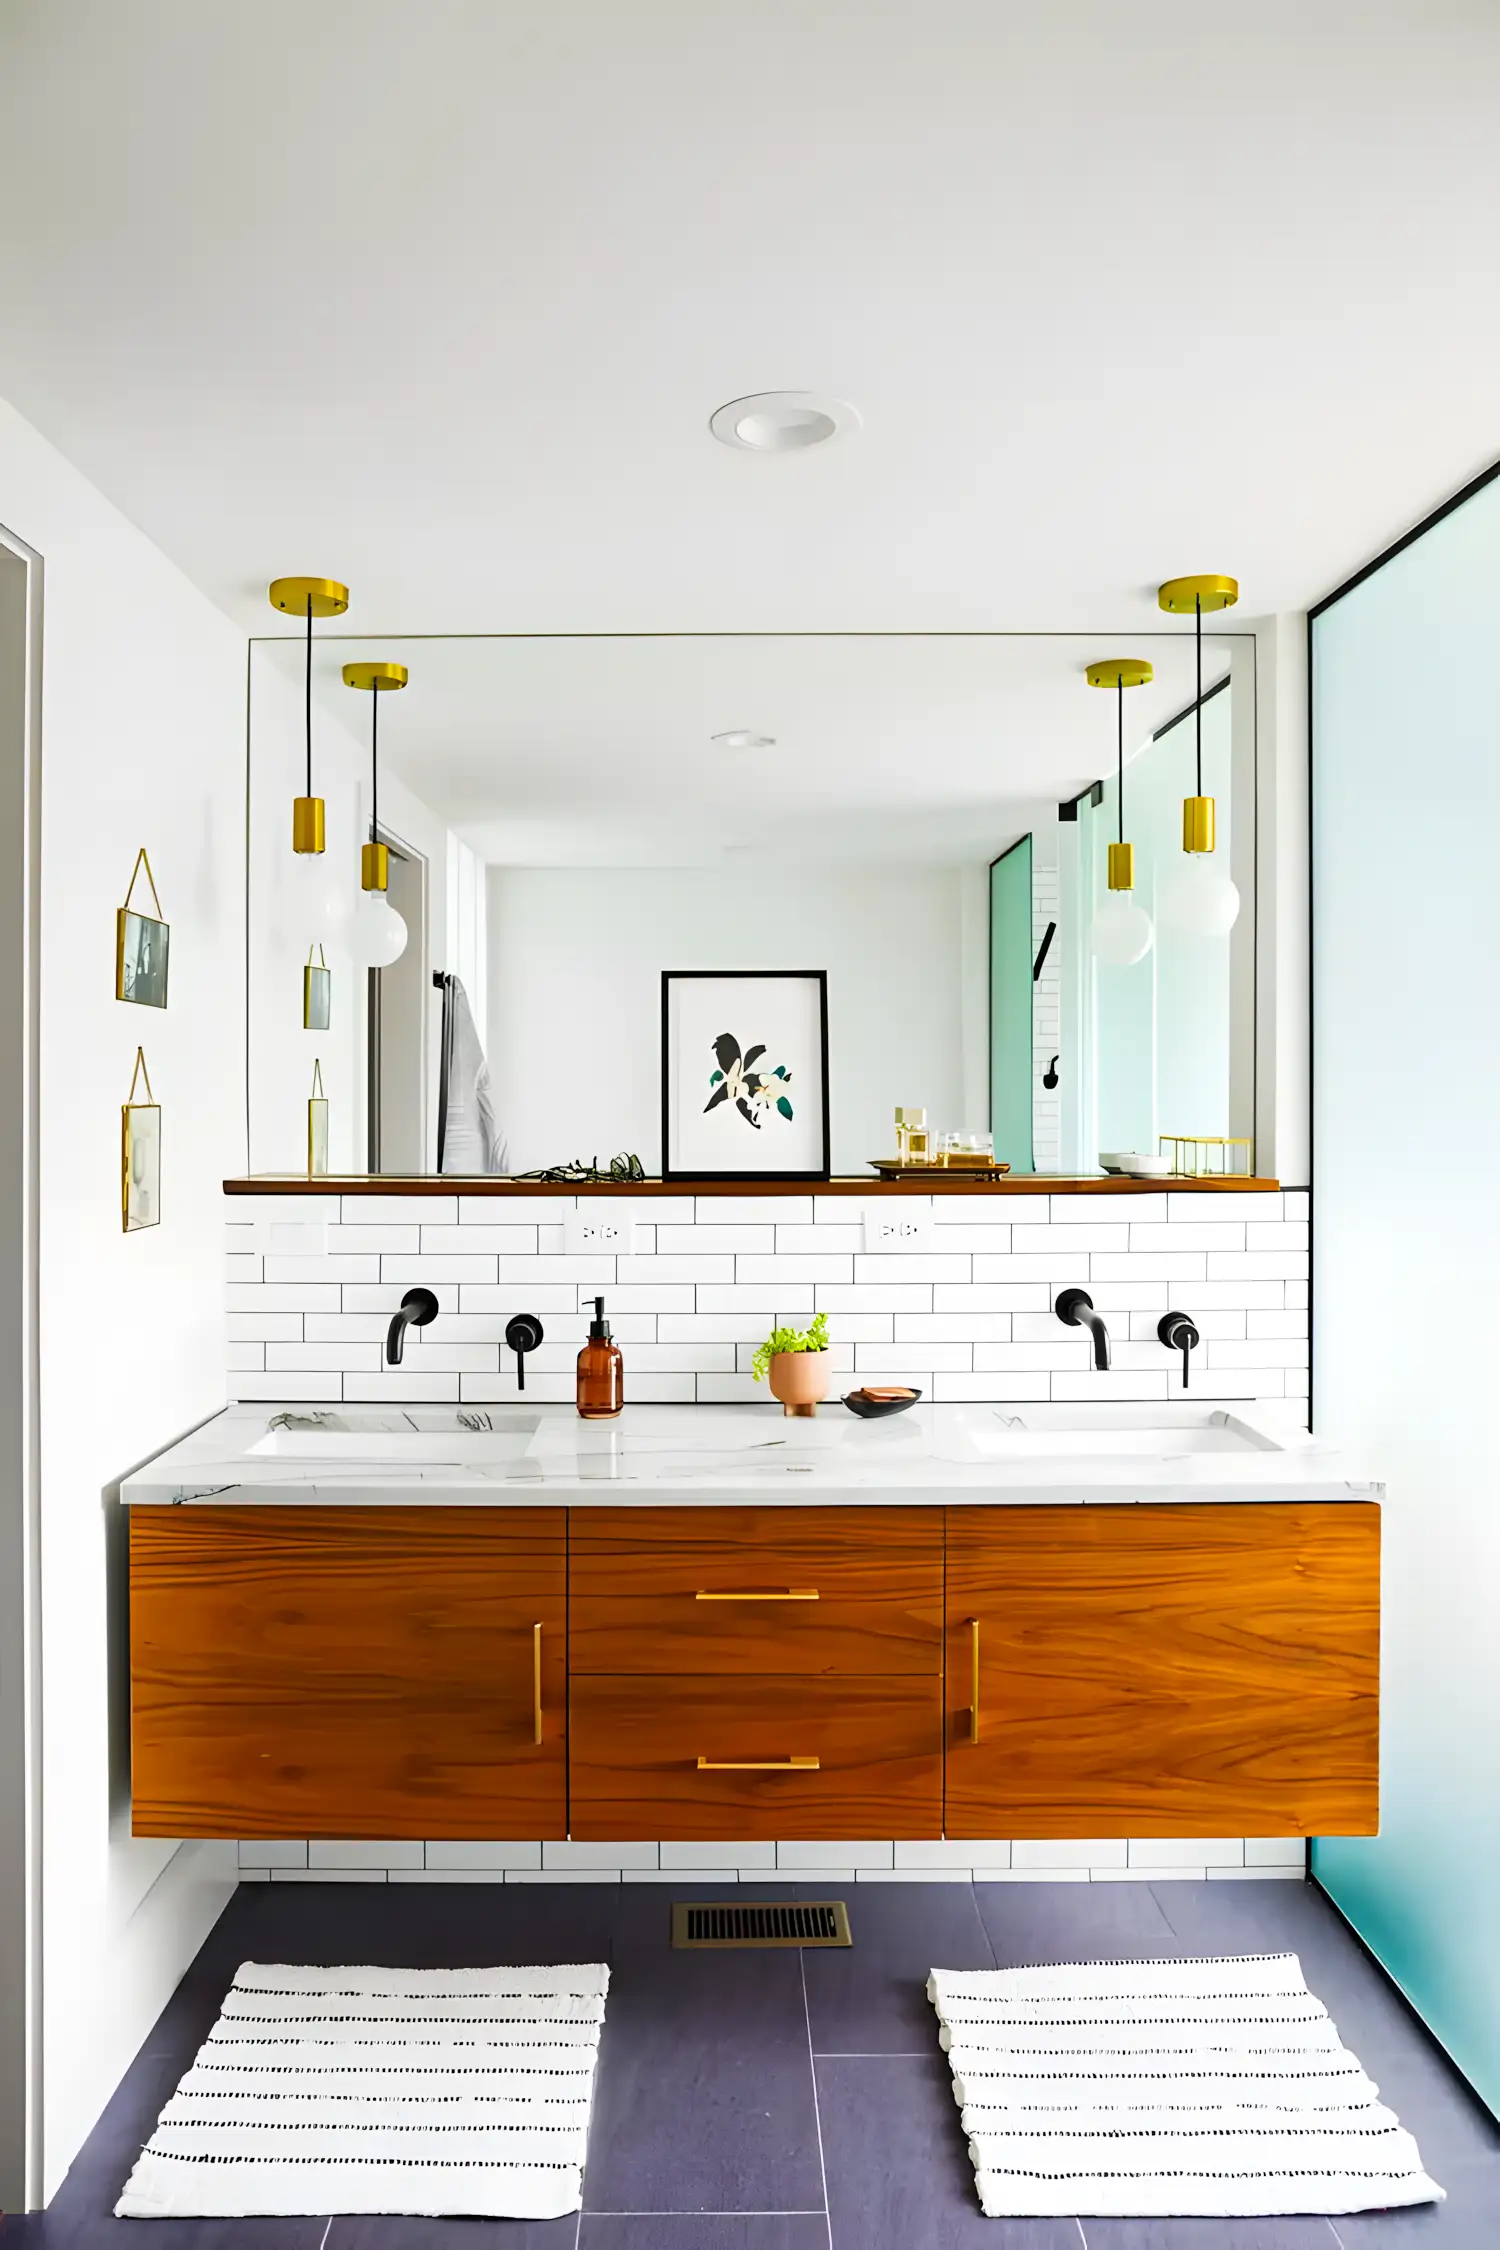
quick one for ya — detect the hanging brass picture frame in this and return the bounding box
[304,943,331,1031]
[116,848,170,1008]
[122,1047,161,1231]
[307,1058,329,1177]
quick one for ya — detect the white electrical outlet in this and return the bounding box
[564,1211,639,1255]
[862,1212,935,1253]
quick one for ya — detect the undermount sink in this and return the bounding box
[249,1408,541,1460]
[933,1403,1287,1460]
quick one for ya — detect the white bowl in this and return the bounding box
[1099,1151,1173,1177]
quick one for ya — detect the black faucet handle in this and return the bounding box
[1157,1310,1200,1389]
[505,1312,545,1391]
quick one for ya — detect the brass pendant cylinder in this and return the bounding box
[1107,840,1135,892]
[292,796,325,854]
[361,840,390,892]
[1182,795,1216,853]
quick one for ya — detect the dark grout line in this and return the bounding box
[799,1947,834,2250]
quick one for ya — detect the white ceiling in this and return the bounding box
[2,3,1498,639]
[268,630,1232,864]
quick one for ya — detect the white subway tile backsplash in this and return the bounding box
[542,1841,658,1869]
[310,1840,423,1870]
[326,1224,422,1254]
[226,1188,1303,1416]
[424,1841,543,1870]
[225,1252,263,1282]
[1246,1837,1308,1866]
[774,1840,894,1870]
[1011,1838,1127,1869]
[344,1196,458,1227]
[659,1841,778,1869]
[1127,1837,1244,1867]
[238,1840,308,1868]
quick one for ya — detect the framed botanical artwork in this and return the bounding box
[661,969,830,1182]
[116,848,170,1009]
[121,1047,161,1231]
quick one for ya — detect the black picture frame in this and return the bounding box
[660,969,831,1182]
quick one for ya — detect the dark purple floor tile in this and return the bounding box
[32,2220,324,2250]
[1082,2223,1335,2249]
[974,1879,1176,1968]
[816,2051,1076,2250]
[580,2221,829,2248]
[796,1880,994,2055]
[1148,1883,1500,2178]
[582,1943,823,2213]
[224,1880,624,1972]
[328,2216,579,2248]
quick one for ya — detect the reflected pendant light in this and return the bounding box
[342,659,410,968]
[1086,657,1155,967]
[268,576,350,852]
[1157,573,1241,936]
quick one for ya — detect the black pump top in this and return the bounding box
[587,1295,612,1341]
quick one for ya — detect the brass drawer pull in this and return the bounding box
[969,1616,980,1744]
[696,1755,820,1771]
[533,1622,543,1746]
[694,1587,819,1601]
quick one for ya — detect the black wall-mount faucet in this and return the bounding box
[505,1312,544,1390]
[386,1287,439,1365]
[1158,1310,1201,1388]
[1056,1286,1111,1370]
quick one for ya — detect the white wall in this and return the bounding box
[486,864,973,1176]
[0,394,245,2196]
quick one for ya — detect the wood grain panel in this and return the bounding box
[568,1506,942,1674]
[569,1673,942,1838]
[945,1503,1379,1840]
[130,1506,566,1840]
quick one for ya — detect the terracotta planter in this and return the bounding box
[767,1348,831,1415]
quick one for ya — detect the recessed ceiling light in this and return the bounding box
[712,730,777,749]
[709,391,859,453]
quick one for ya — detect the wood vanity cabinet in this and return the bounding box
[944,1503,1380,1839]
[130,1505,567,1840]
[567,1506,944,1838]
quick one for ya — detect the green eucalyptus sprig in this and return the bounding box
[751,1311,829,1384]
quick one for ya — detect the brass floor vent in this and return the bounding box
[672,1899,852,1949]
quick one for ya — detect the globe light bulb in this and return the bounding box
[292,844,352,935]
[1090,892,1154,967]
[348,889,408,968]
[1160,851,1241,937]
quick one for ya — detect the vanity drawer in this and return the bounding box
[568,1672,942,1838]
[567,1505,942,1674]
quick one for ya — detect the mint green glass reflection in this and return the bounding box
[989,836,1033,1172]
[1312,467,1500,2119]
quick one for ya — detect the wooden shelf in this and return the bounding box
[224,1172,1281,1198]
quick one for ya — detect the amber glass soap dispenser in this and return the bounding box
[577,1296,624,1418]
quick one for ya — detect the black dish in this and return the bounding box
[842,1387,923,1419]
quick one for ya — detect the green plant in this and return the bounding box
[751,1311,829,1384]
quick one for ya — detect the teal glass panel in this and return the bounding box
[1312,467,1500,2119]
[989,837,1034,1171]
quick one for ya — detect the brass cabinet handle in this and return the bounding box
[694,1588,819,1601]
[696,1755,820,1771]
[533,1622,543,1746]
[968,1616,980,1744]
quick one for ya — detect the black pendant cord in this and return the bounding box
[304,596,313,797]
[1194,593,1203,798]
[370,684,379,844]
[1117,677,1125,843]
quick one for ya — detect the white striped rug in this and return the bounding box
[928,1953,1445,2220]
[115,1962,610,2220]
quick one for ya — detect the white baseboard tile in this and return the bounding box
[1011,1839,1128,1870]
[237,1870,271,1882]
[424,1840,542,1870]
[542,1840,658,1869]
[660,1840,777,1869]
[238,1840,308,1869]
[895,1839,1011,1871]
[1127,1837,1245,1868]
[503,1868,623,1883]
[389,1870,507,1884]
[856,1867,974,1882]
[309,1839,423,1870]
[1207,1865,1306,1880]
[775,1840,895,1870]
[1246,1836,1308,1866]
[972,1867,1091,1882]
[1091,1866,1208,1882]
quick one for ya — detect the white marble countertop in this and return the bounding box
[120,1400,1380,1508]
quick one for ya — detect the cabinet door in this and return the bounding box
[945,1503,1379,1840]
[130,1506,566,1840]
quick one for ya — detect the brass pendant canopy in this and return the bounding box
[269,576,350,618]
[1157,573,1238,614]
[1086,657,1154,690]
[342,660,408,692]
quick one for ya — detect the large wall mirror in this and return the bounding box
[246,632,1255,1177]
